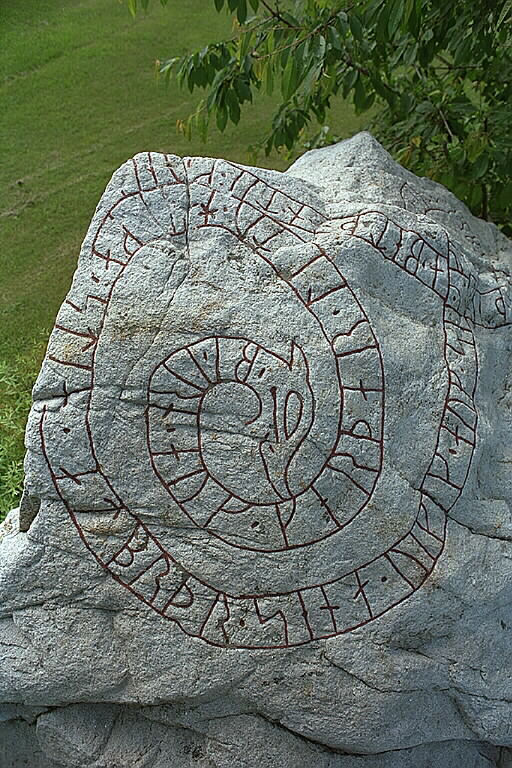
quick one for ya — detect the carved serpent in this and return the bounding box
[36,151,511,648]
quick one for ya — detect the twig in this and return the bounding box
[259,0,297,29]
[436,105,455,140]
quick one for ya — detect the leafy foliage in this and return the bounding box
[127,0,512,231]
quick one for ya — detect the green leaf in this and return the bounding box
[280,43,292,70]
[497,0,512,28]
[263,60,274,95]
[498,181,512,207]
[375,5,389,43]
[401,40,418,64]
[336,11,349,36]
[418,37,436,67]
[234,76,252,102]
[404,0,414,25]
[216,105,228,131]
[214,0,225,11]
[363,91,375,110]
[353,76,366,112]
[399,91,414,116]
[406,0,421,37]
[236,0,247,24]
[365,0,386,25]
[467,184,483,208]
[327,25,342,50]
[349,13,364,42]
[388,0,404,38]
[471,152,489,179]
[127,0,137,17]
[312,33,326,64]
[226,88,241,123]
[301,61,321,95]
[239,29,252,60]
[465,132,487,163]
[453,34,472,65]
[342,67,359,98]
[281,54,299,100]
[197,105,208,143]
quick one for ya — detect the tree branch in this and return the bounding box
[436,105,455,140]
[259,0,296,29]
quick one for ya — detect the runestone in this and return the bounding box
[23,138,511,652]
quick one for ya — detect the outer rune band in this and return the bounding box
[39,152,511,648]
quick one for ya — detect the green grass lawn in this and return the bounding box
[0,0,367,517]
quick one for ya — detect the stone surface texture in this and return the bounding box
[1,133,511,767]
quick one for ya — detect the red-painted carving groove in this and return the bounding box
[40,152,511,648]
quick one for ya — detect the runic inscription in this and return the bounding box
[38,151,511,649]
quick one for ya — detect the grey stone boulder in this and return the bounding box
[1,702,508,768]
[1,132,511,766]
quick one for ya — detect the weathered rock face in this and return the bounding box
[1,133,511,767]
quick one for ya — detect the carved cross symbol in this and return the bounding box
[199,199,218,225]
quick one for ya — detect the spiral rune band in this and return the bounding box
[39,152,511,648]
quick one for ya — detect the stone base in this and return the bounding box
[1,703,510,768]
